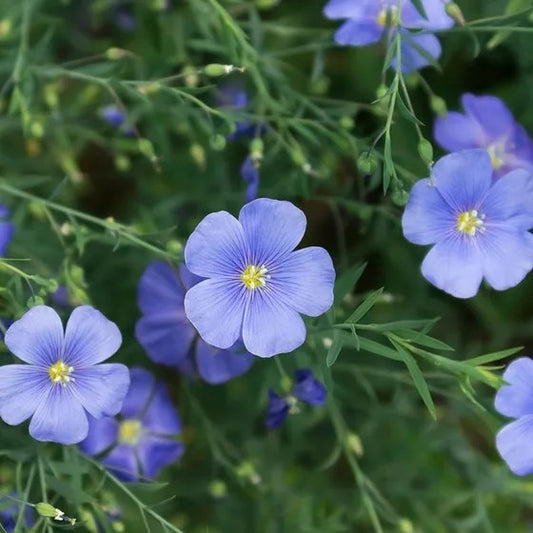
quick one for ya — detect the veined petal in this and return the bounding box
[479,229,533,291]
[137,436,185,479]
[29,386,89,444]
[184,278,245,350]
[239,199,307,265]
[394,32,441,74]
[0,365,49,425]
[73,364,130,419]
[496,415,533,476]
[178,263,203,291]
[406,0,454,30]
[79,416,119,456]
[495,358,533,418]
[323,0,370,19]
[273,247,335,316]
[103,444,140,481]
[142,383,182,435]
[402,178,455,245]
[135,313,195,366]
[431,150,493,212]
[434,112,481,152]
[63,306,122,367]
[195,340,254,384]
[138,261,185,315]
[462,93,515,142]
[184,211,247,278]
[4,306,64,366]
[121,367,155,419]
[242,291,306,357]
[421,236,483,298]
[333,19,383,47]
[481,169,533,230]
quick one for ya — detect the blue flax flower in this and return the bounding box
[0,204,14,256]
[80,367,184,481]
[266,368,327,429]
[323,0,453,73]
[402,149,533,298]
[136,262,254,384]
[184,198,335,357]
[434,93,533,177]
[101,105,134,136]
[0,306,129,444]
[0,493,34,533]
[494,357,533,476]
[240,156,260,203]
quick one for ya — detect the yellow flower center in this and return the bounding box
[377,6,398,27]
[487,144,505,170]
[48,360,74,385]
[118,419,142,446]
[241,264,269,290]
[457,210,485,236]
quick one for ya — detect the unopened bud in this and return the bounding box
[27,296,45,307]
[339,116,355,130]
[398,518,414,533]
[250,138,264,159]
[166,239,183,256]
[30,121,44,138]
[105,47,130,60]
[346,432,364,457]
[183,65,199,88]
[430,94,447,117]
[190,143,206,169]
[357,152,378,175]
[208,480,227,499]
[204,64,237,77]
[375,84,389,101]
[115,155,131,172]
[138,139,157,162]
[137,83,161,95]
[0,19,12,39]
[417,138,433,166]
[445,2,465,25]
[391,185,409,207]
[210,134,226,151]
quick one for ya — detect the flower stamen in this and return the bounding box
[118,419,143,446]
[241,264,269,290]
[457,209,485,236]
[377,6,398,27]
[48,360,74,386]
[487,144,505,170]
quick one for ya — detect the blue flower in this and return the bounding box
[265,368,327,429]
[136,262,254,384]
[402,149,533,298]
[184,198,336,357]
[0,493,34,533]
[494,357,533,476]
[101,105,135,136]
[0,306,129,444]
[323,0,453,73]
[80,367,184,481]
[434,93,533,177]
[0,204,14,256]
[240,156,260,203]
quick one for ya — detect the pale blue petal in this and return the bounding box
[120,367,154,419]
[431,150,493,212]
[29,385,89,444]
[333,19,383,46]
[103,444,140,481]
[242,292,306,357]
[239,199,307,265]
[479,229,533,291]
[495,358,533,418]
[137,436,185,479]
[184,278,245,350]
[0,365,48,425]
[195,340,254,384]
[72,364,130,418]
[407,0,454,29]
[0,222,14,256]
[421,236,483,298]
[462,93,515,142]
[394,32,441,74]
[178,263,203,291]
[79,416,119,456]
[184,211,247,278]
[4,306,63,366]
[323,0,370,19]
[63,306,122,367]
[142,383,182,435]
[496,415,533,476]
[273,248,335,316]
[138,261,184,315]
[434,112,481,152]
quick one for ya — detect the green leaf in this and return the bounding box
[465,346,523,367]
[345,288,384,324]
[355,335,403,362]
[326,330,343,367]
[487,0,531,49]
[333,262,367,304]
[396,94,425,126]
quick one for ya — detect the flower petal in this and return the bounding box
[479,229,533,291]
[273,247,335,316]
[323,0,369,19]
[395,32,441,74]
[496,415,533,476]
[29,386,89,444]
[120,367,155,419]
[242,291,306,357]
[292,369,327,406]
[434,112,481,152]
[142,383,182,435]
[195,340,254,384]
[79,416,119,456]
[184,278,245,350]
[495,358,533,418]
[137,436,185,479]
[184,211,247,278]
[462,93,515,142]
[421,236,483,298]
[332,19,383,47]
[73,364,130,419]
[0,365,49,425]
[431,150,493,212]
[63,306,122,367]
[0,222,14,256]
[103,444,140,481]
[265,390,290,429]
[239,199,307,265]
[409,0,454,30]
[402,178,455,245]
[4,306,64,366]
[481,169,533,230]
[138,261,185,315]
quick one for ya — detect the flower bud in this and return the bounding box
[357,152,378,175]
[208,479,228,499]
[166,239,183,256]
[36,503,60,518]
[445,2,465,25]
[210,134,226,151]
[430,94,447,117]
[346,432,364,457]
[105,47,130,60]
[204,64,236,77]
[190,143,206,170]
[339,116,355,130]
[417,138,434,166]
